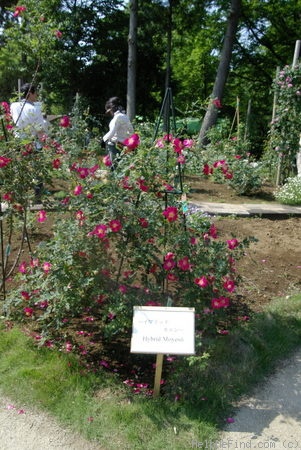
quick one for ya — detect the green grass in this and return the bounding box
[1,293,301,449]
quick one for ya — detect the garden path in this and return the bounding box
[220,347,301,450]
[0,393,101,450]
[189,200,301,217]
[1,348,301,449]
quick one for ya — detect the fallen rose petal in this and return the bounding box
[226,417,235,423]
[6,404,15,410]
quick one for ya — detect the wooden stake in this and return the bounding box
[18,79,21,100]
[244,99,251,142]
[236,97,240,140]
[153,354,164,397]
[292,40,301,69]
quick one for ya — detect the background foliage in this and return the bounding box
[0,0,301,155]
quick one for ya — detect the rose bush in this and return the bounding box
[267,64,301,182]
[200,118,264,195]
[2,121,255,345]
[0,1,257,351]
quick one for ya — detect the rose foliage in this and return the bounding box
[199,119,263,195]
[267,64,301,181]
[0,103,255,348]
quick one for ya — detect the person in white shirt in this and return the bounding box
[102,97,134,169]
[10,83,48,142]
[10,83,49,201]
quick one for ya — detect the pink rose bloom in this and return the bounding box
[163,133,173,142]
[109,219,122,232]
[103,155,112,167]
[177,256,192,271]
[177,154,186,164]
[203,163,213,176]
[213,159,227,169]
[59,115,70,127]
[183,139,194,148]
[21,291,30,300]
[37,210,47,223]
[77,167,89,179]
[123,133,140,150]
[13,5,26,17]
[0,156,12,168]
[2,192,13,202]
[138,218,149,228]
[89,224,107,239]
[173,138,183,154]
[223,278,236,293]
[211,296,230,309]
[227,238,239,250]
[167,273,178,282]
[19,262,27,274]
[52,158,61,169]
[163,259,176,271]
[164,252,175,260]
[24,307,34,317]
[194,276,209,288]
[74,185,83,196]
[42,262,52,273]
[65,342,73,352]
[119,285,127,294]
[162,206,178,222]
[155,138,165,148]
[136,178,149,192]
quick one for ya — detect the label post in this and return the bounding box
[130,306,195,397]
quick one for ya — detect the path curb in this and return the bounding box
[189,201,301,218]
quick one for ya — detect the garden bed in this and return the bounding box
[187,177,301,310]
[3,176,301,394]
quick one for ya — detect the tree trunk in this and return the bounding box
[198,0,242,147]
[127,0,138,122]
[165,0,173,91]
[163,0,173,133]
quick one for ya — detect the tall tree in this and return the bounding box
[198,0,242,146]
[127,0,138,121]
[165,0,173,91]
[2,0,300,151]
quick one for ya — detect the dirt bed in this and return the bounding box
[188,177,301,311]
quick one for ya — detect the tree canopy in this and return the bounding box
[0,0,300,153]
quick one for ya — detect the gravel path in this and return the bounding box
[1,349,301,449]
[219,347,301,450]
[0,395,101,450]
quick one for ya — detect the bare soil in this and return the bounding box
[187,176,301,311]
